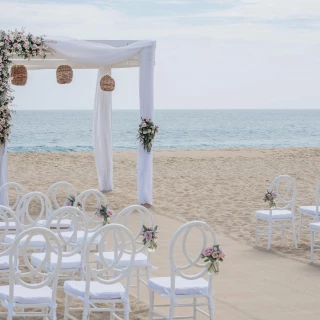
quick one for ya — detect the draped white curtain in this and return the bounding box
[137,45,155,204]
[93,66,113,191]
[0,143,8,206]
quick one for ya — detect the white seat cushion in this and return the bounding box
[309,221,320,231]
[37,219,72,228]
[0,221,16,230]
[94,252,149,268]
[255,210,293,220]
[0,285,52,304]
[0,256,9,270]
[4,234,46,248]
[64,281,125,300]
[31,252,81,270]
[61,231,100,244]
[299,206,318,215]
[148,276,209,296]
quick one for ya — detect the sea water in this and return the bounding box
[8,109,320,152]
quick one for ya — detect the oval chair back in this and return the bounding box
[74,189,108,233]
[46,181,77,211]
[114,205,154,254]
[0,182,25,211]
[268,175,296,211]
[169,221,217,293]
[16,192,52,229]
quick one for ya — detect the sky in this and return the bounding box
[1,0,320,110]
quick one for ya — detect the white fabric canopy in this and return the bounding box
[0,37,156,205]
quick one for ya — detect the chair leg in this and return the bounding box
[298,212,302,243]
[64,294,70,320]
[255,219,259,245]
[291,219,298,249]
[208,297,214,320]
[82,303,89,320]
[169,298,175,320]
[193,297,197,320]
[267,220,272,250]
[149,290,154,320]
[281,227,285,246]
[137,268,141,302]
[311,231,315,262]
[110,303,115,320]
[51,307,57,320]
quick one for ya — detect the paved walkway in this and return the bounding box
[143,213,320,319]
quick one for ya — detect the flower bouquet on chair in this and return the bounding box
[201,244,225,275]
[263,191,277,208]
[141,225,158,252]
[66,196,82,209]
[95,205,114,225]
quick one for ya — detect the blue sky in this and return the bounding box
[1,0,320,110]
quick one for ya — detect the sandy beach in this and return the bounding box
[5,147,320,319]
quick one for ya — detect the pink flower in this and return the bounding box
[144,231,153,241]
[66,200,73,206]
[148,129,151,133]
[142,123,147,127]
[218,252,225,259]
[203,247,213,257]
[212,252,219,259]
[107,210,113,217]
[145,118,149,122]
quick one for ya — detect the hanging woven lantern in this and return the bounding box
[11,65,28,86]
[56,65,73,84]
[100,75,115,92]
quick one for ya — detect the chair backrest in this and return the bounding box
[0,205,20,257]
[169,221,216,293]
[16,192,52,229]
[114,205,154,253]
[46,181,77,211]
[85,224,135,300]
[0,182,25,210]
[268,175,296,211]
[47,207,88,259]
[8,227,61,305]
[74,189,108,232]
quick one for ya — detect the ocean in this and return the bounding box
[7,109,320,152]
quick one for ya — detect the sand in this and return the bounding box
[5,147,320,319]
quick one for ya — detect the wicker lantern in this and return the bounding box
[100,75,115,92]
[11,65,28,86]
[56,65,73,84]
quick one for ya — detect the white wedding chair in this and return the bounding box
[47,181,77,211]
[298,180,320,243]
[31,206,88,282]
[0,182,24,232]
[0,227,62,319]
[95,205,155,302]
[64,224,136,320]
[148,221,216,320]
[4,192,52,252]
[0,182,25,212]
[0,206,21,279]
[62,189,108,249]
[255,175,297,250]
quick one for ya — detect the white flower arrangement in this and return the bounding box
[0,29,53,144]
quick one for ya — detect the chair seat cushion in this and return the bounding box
[64,281,125,300]
[94,252,149,268]
[61,231,100,244]
[0,221,16,230]
[31,252,81,270]
[299,206,318,215]
[4,234,46,248]
[0,256,9,270]
[309,221,320,231]
[37,219,72,228]
[147,276,209,296]
[255,210,293,219]
[0,285,52,304]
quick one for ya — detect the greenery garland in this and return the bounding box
[0,29,53,144]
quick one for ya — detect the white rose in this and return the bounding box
[0,42,4,47]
